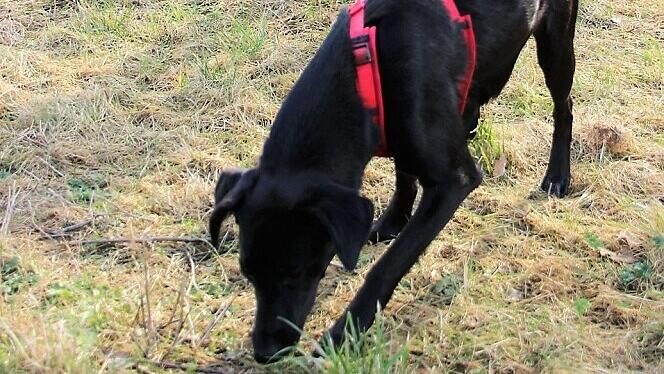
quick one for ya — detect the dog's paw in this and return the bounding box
[368,218,405,244]
[540,174,570,197]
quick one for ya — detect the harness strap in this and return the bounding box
[441,0,477,113]
[348,0,388,156]
[348,0,476,157]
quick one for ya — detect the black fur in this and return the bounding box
[209,0,578,362]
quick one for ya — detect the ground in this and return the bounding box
[0,0,662,373]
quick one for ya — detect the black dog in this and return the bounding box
[210,0,577,363]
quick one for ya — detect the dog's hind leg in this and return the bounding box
[369,170,417,244]
[326,149,482,344]
[535,0,578,197]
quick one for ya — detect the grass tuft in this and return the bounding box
[318,313,410,374]
[468,116,504,175]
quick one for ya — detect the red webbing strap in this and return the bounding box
[441,0,476,113]
[348,0,476,157]
[348,0,388,157]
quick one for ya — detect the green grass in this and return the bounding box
[1,256,38,296]
[316,314,410,374]
[273,312,410,374]
[0,0,663,372]
[468,116,504,175]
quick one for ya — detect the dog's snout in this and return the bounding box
[253,350,281,364]
[252,338,293,364]
[252,325,300,364]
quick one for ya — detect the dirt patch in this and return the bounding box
[587,295,646,328]
[583,123,634,157]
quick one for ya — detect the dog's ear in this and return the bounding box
[209,168,258,248]
[310,184,374,271]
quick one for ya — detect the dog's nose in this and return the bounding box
[252,325,302,363]
[253,352,274,364]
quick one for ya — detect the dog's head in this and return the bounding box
[209,168,373,362]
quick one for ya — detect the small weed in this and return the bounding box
[618,261,653,292]
[176,218,200,234]
[46,283,79,305]
[653,234,663,249]
[1,257,37,296]
[573,298,591,317]
[585,232,605,249]
[356,251,376,269]
[198,282,234,298]
[0,162,15,181]
[0,170,10,181]
[190,282,235,301]
[432,273,462,305]
[67,175,108,203]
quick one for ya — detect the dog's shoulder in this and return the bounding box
[259,7,372,178]
[365,0,457,27]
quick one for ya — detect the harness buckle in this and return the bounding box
[351,36,372,65]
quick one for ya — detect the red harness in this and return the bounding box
[348,0,476,157]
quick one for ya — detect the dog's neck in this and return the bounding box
[258,13,377,190]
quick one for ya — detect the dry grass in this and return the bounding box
[0,0,662,372]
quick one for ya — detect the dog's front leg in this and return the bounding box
[326,167,481,345]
